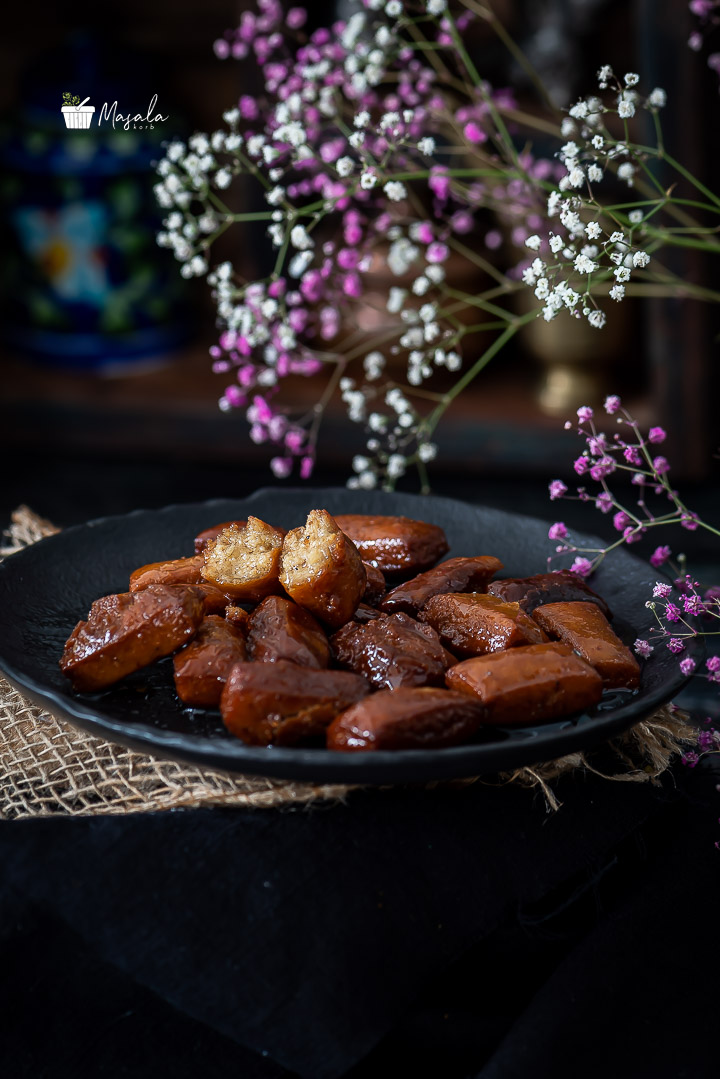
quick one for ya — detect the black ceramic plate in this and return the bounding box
[0,488,695,783]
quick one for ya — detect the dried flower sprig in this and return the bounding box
[547,395,720,690]
[155,1,720,488]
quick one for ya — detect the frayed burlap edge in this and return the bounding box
[0,507,696,819]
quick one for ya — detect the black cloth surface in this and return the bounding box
[1,762,718,1079]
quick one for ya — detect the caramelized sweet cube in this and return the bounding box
[333,514,449,577]
[487,570,612,618]
[419,592,547,657]
[279,509,366,628]
[445,642,603,725]
[225,606,250,631]
[331,612,452,691]
[194,520,248,554]
[380,555,503,615]
[173,615,247,708]
[129,555,204,592]
[362,562,387,606]
[247,596,330,669]
[531,601,640,688]
[327,687,487,752]
[202,517,285,603]
[220,660,369,746]
[60,584,205,692]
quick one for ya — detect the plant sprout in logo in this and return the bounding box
[60,91,95,130]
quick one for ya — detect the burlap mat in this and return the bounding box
[0,507,696,820]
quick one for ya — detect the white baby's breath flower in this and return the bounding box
[336,156,354,176]
[525,234,542,251]
[387,286,408,313]
[418,137,436,156]
[648,87,667,109]
[587,164,604,183]
[585,222,602,240]
[360,169,378,190]
[618,96,635,119]
[587,309,606,329]
[632,250,650,268]
[214,168,232,189]
[290,224,313,250]
[610,284,625,301]
[384,180,408,201]
[591,135,604,150]
[426,0,446,13]
[549,234,564,254]
[624,73,640,87]
[628,209,644,224]
[617,162,636,185]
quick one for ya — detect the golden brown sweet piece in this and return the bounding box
[420,592,547,657]
[279,509,366,628]
[173,615,247,708]
[221,660,369,746]
[327,688,487,752]
[446,642,603,725]
[60,584,205,693]
[334,514,449,577]
[362,562,387,606]
[247,596,330,669]
[531,601,640,689]
[129,555,204,592]
[195,585,232,616]
[380,556,503,616]
[331,612,453,690]
[487,570,612,619]
[202,517,285,603]
[194,520,248,554]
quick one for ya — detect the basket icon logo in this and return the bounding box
[61,92,95,130]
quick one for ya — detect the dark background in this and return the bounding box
[1,0,718,570]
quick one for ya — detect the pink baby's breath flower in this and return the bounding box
[590,456,616,480]
[548,521,569,540]
[667,638,685,654]
[570,556,593,577]
[426,241,449,263]
[648,426,666,443]
[650,544,672,567]
[679,657,697,676]
[549,479,568,500]
[300,455,314,479]
[270,456,292,478]
[464,121,487,144]
[706,656,720,672]
[577,406,593,422]
[652,455,670,475]
[604,394,621,414]
[634,638,654,657]
[595,492,613,513]
[623,526,642,543]
[623,445,642,466]
[681,512,699,531]
[613,511,630,531]
[683,594,705,615]
[664,602,681,622]
[574,456,589,475]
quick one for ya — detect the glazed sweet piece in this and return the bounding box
[331,612,453,691]
[487,570,612,619]
[420,592,547,657]
[351,603,383,623]
[531,601,640,688]
[333,514,449,577]
[202,517,285,603]
[446,642,603,725]
[327,687,487,752]
[129,555,204,592]
[225,605,250,631]
[220,660,369,746]
[362,562,387,606]
[380,555,503,616]
[194,520,248,554]
[173,615,247,708]
[279,509,366,628]
[247,596,330,669]
[60,584,205,692]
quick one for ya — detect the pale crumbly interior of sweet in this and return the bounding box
[202,517,282,585]
[281,510,340,585]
